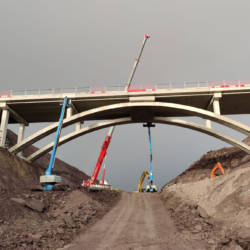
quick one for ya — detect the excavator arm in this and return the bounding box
[138,170,150,192]
[211,162,225,178]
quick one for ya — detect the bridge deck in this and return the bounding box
[1,86,250,123]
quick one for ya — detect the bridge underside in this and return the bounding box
[1,86,250,123]
[25,116,250,162]
[6,101,250,163]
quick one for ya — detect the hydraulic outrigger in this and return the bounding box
[82,35,150,190]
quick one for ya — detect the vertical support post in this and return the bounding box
[213,93,222,115]
[213,100,221,115]
[76,122,81,131]
[66,107,73,118]
[0,109,10,147]
[205,120,211,129]
[18,123,25,144]
[17,123,25,156]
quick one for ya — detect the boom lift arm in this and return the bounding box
[82,35,150,187]
[143,122,158,192]
[40,96,69,190]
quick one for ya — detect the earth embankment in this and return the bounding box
[161,136,250,249]
[0,129,90,190]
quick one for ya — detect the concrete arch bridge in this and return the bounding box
[1,86,250,161]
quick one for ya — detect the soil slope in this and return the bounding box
[0,129,90,190]
[161,137,250,250]
[0,130,121,249]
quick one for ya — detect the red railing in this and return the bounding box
[1,79,250,98]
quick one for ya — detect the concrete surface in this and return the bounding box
[2,86,250,124]
[9,102,250,155]
[26,117,250,162]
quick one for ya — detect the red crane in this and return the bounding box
[82,35,150,190]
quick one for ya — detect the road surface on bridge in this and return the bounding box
[66,193,208,250]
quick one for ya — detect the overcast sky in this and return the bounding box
[1,1,250,191]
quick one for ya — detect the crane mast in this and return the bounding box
[82,35,150,189]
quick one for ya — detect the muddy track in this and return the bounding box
[67,193,209,250]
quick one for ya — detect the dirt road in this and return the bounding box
[67,193,210,250]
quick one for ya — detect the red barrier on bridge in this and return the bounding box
[90,86,106,94]
[208,80,250,88]
[0,90,11,98]
[127,84,156,92]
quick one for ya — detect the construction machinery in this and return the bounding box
[40,96,69,190]
[82,34,150,190]
[211,162,225,178]
[138,170,150,192]
[143,122,158,192]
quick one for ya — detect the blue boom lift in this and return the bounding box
[40,96,69,190]
[143,122,158,192]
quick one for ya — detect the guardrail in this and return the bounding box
[1,79,250,97]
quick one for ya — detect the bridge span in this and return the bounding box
[1,84,250,160]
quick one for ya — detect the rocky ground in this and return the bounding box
[0,186,121,249]
[2,129,250,249]
[0,130,121,249]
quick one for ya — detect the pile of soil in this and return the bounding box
[163,137,250,188]
[161,136,250,250]
[1,129,90,189]
[0,187,121,249]
[0,130,121,249]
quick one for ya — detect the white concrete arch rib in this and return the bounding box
[9,102,250,155]
[26,117,250,162]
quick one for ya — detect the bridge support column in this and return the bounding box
[205,93,222,128]
[66,107,73,118]
[76,122,81,130]
[213,100,221,115]
[0,109,10,147]
[17,123,25,156]
[205,119,211,128]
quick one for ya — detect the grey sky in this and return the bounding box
[1,1,250,191]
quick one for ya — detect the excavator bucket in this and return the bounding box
[211,162,225,178]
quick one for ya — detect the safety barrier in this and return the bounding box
[1,79,250,98]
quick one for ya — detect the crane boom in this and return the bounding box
[82,35,150,188]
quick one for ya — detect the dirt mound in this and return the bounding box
[163,136,250,188]
[0,129,90,190]
[0,187,121,249]
[0,129,121,249]
[161,136,250,249]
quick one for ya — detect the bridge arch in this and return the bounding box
[26,116,250,162]
[9,102,250,154]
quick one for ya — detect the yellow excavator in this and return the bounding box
[138,170,150,192]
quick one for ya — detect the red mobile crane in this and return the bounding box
[82,34,150,190]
